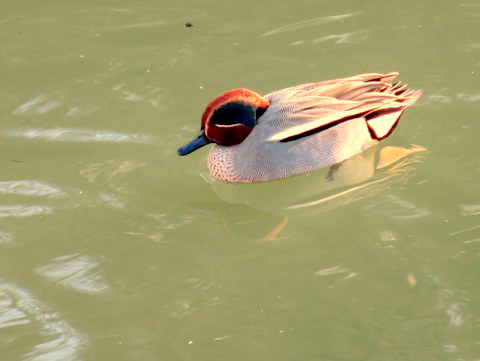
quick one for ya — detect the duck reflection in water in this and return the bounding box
[207,144,426,241]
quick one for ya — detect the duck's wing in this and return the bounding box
[265,72,399,99]
[265,72,422,142]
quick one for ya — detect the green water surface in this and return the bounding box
[1,0,479,360]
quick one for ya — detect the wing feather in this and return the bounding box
[264,72,421,142]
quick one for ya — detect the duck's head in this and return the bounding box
[177,89,270,156]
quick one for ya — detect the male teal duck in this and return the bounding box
[178,72,422,183]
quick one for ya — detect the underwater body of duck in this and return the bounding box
[178,72,422,183]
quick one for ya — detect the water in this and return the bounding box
[1,0,479,360]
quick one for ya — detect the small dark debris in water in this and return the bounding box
[185,22,193,28]
[9,159,22,163]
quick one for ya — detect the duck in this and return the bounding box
[177,72,422,183]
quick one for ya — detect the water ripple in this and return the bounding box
[427,93,480,103]
[261,13,358,37]
[312,31,368,44]
[35,254,109,295]
[0,205,53,218]
[315,265,357,279]
[98,193,125,208]
[365,194,430,219]
[6,128,154,144]
[0,230,14,243]
[460,204,480,216]
[0,293,30,328]
[0,180,66,198]
[121,20,166,29]
[12,95,61,115]
[0,280,86,361]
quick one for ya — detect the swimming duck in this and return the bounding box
[178,72,422,183]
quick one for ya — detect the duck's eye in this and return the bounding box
[210,102,256,128]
